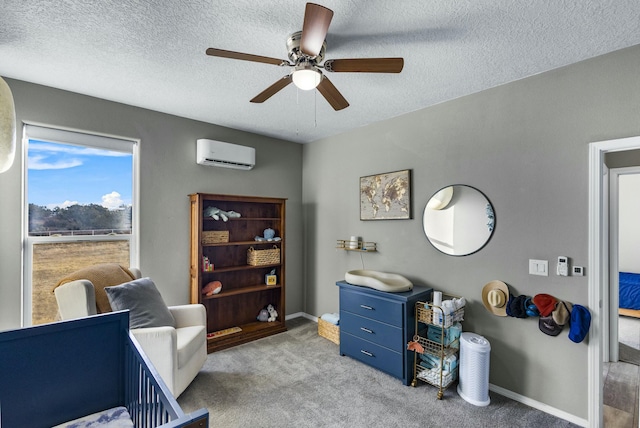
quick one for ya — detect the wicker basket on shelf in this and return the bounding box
[318,318,340,345]
[202,231,229,244]
[417,304,465,328]
[247,246,280,266]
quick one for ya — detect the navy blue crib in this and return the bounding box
[0,311,208,428]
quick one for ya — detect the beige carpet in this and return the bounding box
[178,317,579,428]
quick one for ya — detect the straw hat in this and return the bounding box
[482,280,509,316]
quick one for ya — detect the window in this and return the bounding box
[23,124,138,326]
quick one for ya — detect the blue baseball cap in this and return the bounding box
[568,304,591,343]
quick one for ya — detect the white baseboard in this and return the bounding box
[489,383,587,427]
[285,312,316,322]
[287,312,587,426]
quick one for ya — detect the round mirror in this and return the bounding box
[423,185,495,256]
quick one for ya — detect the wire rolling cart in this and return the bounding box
[409,295,464,399]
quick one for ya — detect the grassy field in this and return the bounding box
[32,240,130,325]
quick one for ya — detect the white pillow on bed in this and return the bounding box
[52,406,133,428]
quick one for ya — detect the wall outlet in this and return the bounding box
[573,266,584,276]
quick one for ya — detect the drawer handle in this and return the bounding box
[360,304,374,310]
[360,350,374,357]
[360,327,374,334]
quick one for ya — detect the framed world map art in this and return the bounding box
[360,169,411,220]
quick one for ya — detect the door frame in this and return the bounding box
[588,135,640,427]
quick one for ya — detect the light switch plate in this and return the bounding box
[529,259,548,276]
[573,266,584,276]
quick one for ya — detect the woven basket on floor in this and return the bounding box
[318,318,339,345]
[247,246,280,266]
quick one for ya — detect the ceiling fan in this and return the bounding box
[205,2,404,111]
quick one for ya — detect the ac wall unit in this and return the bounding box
[196,139,255,170]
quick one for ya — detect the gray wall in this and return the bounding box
[302,44,640,419]
[0,79,303,329]
[607,149,640,168]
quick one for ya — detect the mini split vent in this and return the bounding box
[196,139,255,170]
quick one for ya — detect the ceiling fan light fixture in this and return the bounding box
[292,65,321,90]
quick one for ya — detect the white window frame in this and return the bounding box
[21,123,140,326]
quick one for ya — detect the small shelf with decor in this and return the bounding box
[190,193,287,353]
[336,239,377,252]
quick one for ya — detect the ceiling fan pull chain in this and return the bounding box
[296,87,300,136]
[314,88,317,128]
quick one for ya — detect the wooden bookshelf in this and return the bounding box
[189,193,287,353]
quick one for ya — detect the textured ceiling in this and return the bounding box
[1,1,639,143]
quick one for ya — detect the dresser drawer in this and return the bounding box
[340,288,403,327]
[341,333,403,379]
[340,311,403,351]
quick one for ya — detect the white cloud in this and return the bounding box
[101,191,124,210]
[28,155,83,170]
[27,142,130,170]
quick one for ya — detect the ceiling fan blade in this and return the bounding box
[300,3,334,57]
[324,58,404,73]
[206,48,287,66]
[250,75,293,103]
[316,76,349,111]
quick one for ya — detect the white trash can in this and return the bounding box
[457,332,491,406]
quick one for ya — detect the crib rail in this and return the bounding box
[125,333,208,428]
[0,312,207,428]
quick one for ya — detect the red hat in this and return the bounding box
[533,294,557,317]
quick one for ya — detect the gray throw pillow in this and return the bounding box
[105,277,176,329]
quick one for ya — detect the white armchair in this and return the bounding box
[53,264,207,397]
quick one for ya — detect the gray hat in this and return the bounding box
[539,315,563,336]
[552,301,573,325]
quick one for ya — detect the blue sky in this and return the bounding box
[27,140,132,209]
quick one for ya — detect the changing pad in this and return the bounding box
[344,270,413,293]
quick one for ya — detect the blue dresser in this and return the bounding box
[337,281,432,385]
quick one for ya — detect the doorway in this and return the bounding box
[610,167,640,365]
[589,136,640,428]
